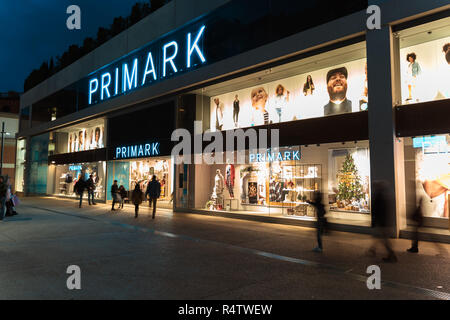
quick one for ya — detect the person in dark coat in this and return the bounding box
[86,174,96,205]
[368,180,397,263]
[118,185,127,209]
[131,184,143,218]
[307,191,327,253]
[111,180,120,211]
[74,175,86,208]
[0,176,7,220]
[146,175,161,219]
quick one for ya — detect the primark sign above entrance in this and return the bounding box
[87,24,206,106]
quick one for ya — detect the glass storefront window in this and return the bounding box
[186,141,371,225]
[403,135,449,226]
[50,162,106,201]
[15,139,26,192]
[397,17,450,104]
[191,42,367,133]
[107,157,173,207]
[50,118,106,155]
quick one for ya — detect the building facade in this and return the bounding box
[17,0,450,240]
[0,92,20,189]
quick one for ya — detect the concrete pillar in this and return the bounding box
[366,25,399,237]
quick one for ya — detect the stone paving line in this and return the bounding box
[15,201,450,300]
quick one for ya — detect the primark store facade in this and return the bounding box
[17,0,450,241]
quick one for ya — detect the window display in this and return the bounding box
[193,143,372,223]
[209,57,367,131]
[107,157,172,204]
[410,135,449,219]
[398,17,450,104]
[52,162,106,200]
[198,153,323,218]
[328,148,371,213]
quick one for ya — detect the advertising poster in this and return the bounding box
[210,58,368,131]
[68,124,105,153]
[400,36,450,103]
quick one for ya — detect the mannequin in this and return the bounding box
[212,169,224,209]
[241,171,250,203]
[226,162,235,198]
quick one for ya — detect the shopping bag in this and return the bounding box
[12,194,20,206]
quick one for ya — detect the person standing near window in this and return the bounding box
[86,174,96,205]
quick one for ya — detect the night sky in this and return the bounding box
[0,0,147,93]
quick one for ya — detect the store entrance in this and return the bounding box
[107,157,173,208]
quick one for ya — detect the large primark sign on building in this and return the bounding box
[87,24,206,105]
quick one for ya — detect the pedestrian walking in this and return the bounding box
[111,180,121,211]
[407,196,424,253]
[146,175,161,219]
[131,184,143,218]
[74,175,86,208]
[5,176,17,217]
[118,185,127,209]
[307,191,327,253]
[0,176,7,220]
[368,180,397,263]
[86,174,97,205]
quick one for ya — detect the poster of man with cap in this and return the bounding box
[323,66,352,116]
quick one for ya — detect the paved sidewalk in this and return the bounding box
[0,197,449,300]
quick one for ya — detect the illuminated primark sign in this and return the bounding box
[115,142,160,160]
[88,25,206,105]
[249,149,301,163]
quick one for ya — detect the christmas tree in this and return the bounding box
[336,153,364,203]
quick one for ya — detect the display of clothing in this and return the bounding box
[241,172,250,202]
[215,102,224,131]
[225,164,235,198]
[212,169,225,208]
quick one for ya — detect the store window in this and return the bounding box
[15,139,26,192]
[192,42,367,132]
[50,162,106,201]
[403,135,449,227]
[26,133,49,194]
[50,118,106,155]
[397,16,450,104]
[107,157,173,207]
[186,141,371,225]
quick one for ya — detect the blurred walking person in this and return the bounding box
[118,185,127,209]
[307,191,327,253]
[74,175,86,208]
[368,181,397,262]
[131,184,143,218]
[146,175,161,219]
[111,180,120,211]
[407,196,424,253]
